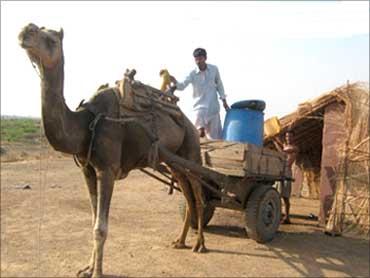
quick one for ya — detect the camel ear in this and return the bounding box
[59,28,64,40]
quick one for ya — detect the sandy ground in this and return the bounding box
[1,149,369,277]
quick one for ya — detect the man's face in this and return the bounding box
[285,132,294,144]
[195,55,207,69]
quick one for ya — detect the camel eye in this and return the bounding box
[46,37,57,47]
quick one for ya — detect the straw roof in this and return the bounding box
[265,81,369,151]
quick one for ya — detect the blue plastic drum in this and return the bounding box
[222,100,265,146]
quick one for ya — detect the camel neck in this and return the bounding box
[40,55,91,154]
[42,59,64,98]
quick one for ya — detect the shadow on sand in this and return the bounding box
[208,229,369,277]
[205,224,247,238]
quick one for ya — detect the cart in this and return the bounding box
[141,139,290,243]
[110,70,289,243]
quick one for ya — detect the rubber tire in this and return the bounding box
[179,197,215,229]
[245,186,281,243]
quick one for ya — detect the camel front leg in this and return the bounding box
[78,165,98,278]
[92,169,115,278]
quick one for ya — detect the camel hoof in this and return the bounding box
[192,243,207,253]
[171,239,187,249]
[197,245,208,253]
[77,265,93,278]
[281,217,291,225]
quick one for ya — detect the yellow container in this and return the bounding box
[264,116,281,138]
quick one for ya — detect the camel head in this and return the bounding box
[18,23,64,69]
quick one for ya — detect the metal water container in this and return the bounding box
[222,100,265,146]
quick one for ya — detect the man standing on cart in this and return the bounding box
[170,48,230,139]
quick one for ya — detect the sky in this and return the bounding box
[1,1,369,123]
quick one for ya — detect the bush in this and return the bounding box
[1,118,41,142]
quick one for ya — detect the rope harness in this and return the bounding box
[73,113,104,168]
[147,90,160,169]
[25,55,48,276]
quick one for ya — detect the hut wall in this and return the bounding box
[326,83,369,236]
[319,102,347,225]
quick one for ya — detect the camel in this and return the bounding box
[18,23,207,278]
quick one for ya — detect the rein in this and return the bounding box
[28,56,43,80]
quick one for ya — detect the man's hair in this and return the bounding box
[286,127,295,136]
[193,48,207,58]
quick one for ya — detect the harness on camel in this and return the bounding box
[74,69,184,193]
[115,69,182,126]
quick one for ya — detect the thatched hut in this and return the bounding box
[264,82,369,236]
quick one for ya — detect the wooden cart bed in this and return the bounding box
[200,140,287,179]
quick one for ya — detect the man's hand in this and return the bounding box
[169,75,177,84]
[222,99,230,111]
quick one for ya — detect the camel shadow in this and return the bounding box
[205,224,247,238]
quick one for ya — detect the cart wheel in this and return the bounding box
[179,197,215,229]
[245,186,281,243]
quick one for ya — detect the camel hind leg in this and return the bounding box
[188,176,207,253]
[176,123,207,253]
[170,171,195,249]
